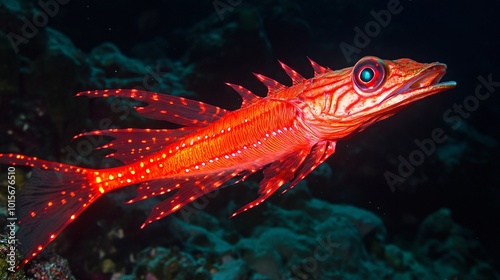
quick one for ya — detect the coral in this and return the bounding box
[0,236,29,280]
[26,255,75,280]
[128,246,210,280]
[212,259,250,280]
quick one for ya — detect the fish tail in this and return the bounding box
[0,153,102,265]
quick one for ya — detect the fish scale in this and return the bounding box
[0,56,456,266]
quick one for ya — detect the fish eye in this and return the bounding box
[352,56,387,94]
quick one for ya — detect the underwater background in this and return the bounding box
[0,0,499,279]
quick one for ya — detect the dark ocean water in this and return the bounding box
[0,0,499,279]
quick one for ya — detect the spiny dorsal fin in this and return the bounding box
[278,60,305,84]
[307,57,330,75]
[252,72,287,95]
[225,82,262,108]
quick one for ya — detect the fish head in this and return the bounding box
[301,56,456,139]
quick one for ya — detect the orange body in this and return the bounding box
[0,56,455,265]
[96,98,307,191]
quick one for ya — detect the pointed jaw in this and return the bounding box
[382,63,456,109]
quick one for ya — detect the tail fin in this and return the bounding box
[0,154,101,265]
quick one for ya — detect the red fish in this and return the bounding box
[0,56,455,265]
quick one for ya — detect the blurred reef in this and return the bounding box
[0,0,499,279]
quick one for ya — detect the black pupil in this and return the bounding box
[360,68,374,83]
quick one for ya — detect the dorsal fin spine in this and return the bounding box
[225,83,261,108]
[252,72,286,94]
[277,60,305,84]
[307,57,330,75]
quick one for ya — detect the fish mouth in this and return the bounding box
[409,66,447,89]
[384,63,456,107]
[407,64,454,90]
